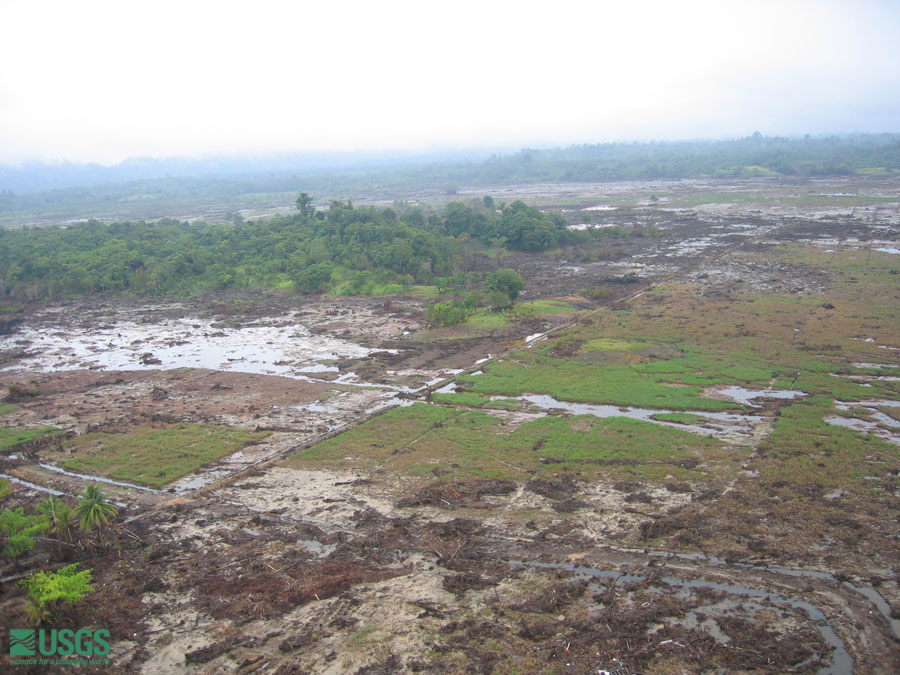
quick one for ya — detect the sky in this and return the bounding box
[1,0,899,165]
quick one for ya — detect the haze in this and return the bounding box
[2,0,899,165]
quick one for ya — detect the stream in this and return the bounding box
[509,559,852,674]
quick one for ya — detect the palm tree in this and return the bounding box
[73,485,118,544]
[36,495,73,546]
[37,495,64,531]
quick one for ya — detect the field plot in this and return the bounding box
[1,177,899,673]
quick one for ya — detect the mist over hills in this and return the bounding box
[1,134,898,229]
[2,134,899,196]
[0,148,504,193]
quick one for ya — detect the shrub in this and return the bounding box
[20,564,93,624]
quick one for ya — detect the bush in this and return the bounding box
[6,383,38,401]
[0,507,48,560]
[425,300,472,327]
[20,564,93,624]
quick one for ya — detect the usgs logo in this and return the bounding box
[9,628,110,657]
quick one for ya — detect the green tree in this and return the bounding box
[292,262,333,292]
[0,507,48,561]
[20,564,93,625]
[484,268,525,303]
[73,485,118,543]
[295,192,315,218]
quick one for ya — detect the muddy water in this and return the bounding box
[510,559,852,674]
[826,399,900,446]
[36,462,163,493]
[714,386,806,407]
[639,549,900,642]
[0,472,66,496]
[505,393,769,444]
[0,312,375,378]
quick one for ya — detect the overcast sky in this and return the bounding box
[1,0,899,164]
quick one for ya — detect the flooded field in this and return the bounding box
[2,176,900,673]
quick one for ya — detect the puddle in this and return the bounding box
[509,559,852,674]
[874,247,900,254]
[714,386,806,407]
[0,312,375,378]
[508,393,768,444]
[826,399,900,446]
[298,539,338,557]
[641,549,900,641]
[434,383,458,394]
[297,364,339,374]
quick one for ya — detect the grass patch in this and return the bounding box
[458,354,740,411]
[433,392,491,407]
[286,403,730,483]
[582,338,647,352]
[515,299,575,316]
[405,285,439,299]
[756,396,900,489]
[0,403,17,416]
[461,312,510,331]
[0,426,60,451]
[42,424,269,489]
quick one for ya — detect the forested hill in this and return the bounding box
[0,198,573,300]
[1,134,899,228]
[467,133,900,182]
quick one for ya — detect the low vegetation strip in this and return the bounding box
[39,424,269,489]
[287,403,729,483]
[0,426,60,452]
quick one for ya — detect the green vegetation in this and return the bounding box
[456,350,743,411]
[0,197,572,300]
[0,506,48,560]
[291,243,899,494]
[484,268,525,303]
[425,294,478,327]
[0,478,10,499]
[73,485,118,534]
[432,392,492,407]
[757,396,900,489]
[6,383,39,401]
[37,496,74,541]
[0,426,60,451]
[41,424,270,489]
[0,402,17,415]
[515,299,575,316]
[286,403,729,483]
[21,564,94,624]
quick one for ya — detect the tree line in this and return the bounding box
[0,196,577,301]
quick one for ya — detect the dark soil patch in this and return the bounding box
[396,479,517,509]
[195,560,401,621]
